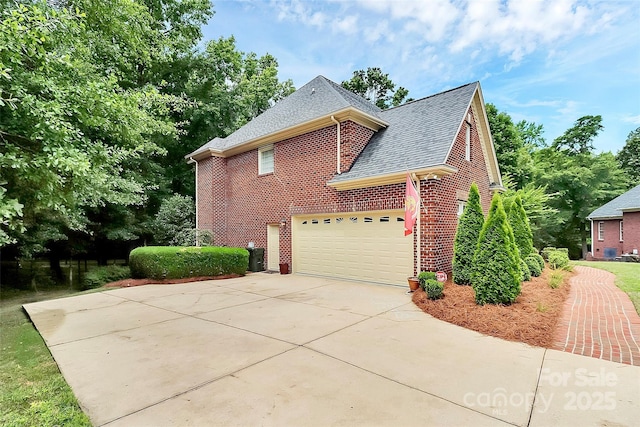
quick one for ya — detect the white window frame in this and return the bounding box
[258,145,274,175]
[598,221,604,241]
[465,122,471,161]
[620,220,623,242]
[457,200,466,218]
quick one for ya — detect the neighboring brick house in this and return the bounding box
[186,76,503,286]
[587,184,640,260]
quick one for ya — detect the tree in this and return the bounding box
[534,116,628,258]
[485,103,533,189]
[153,194,195,246]
[341,67,410,109]
[552,115,603,155]
[617,127,640,182]
[507,195,534,258]
[472,193,521,305]
[452,183,484,285]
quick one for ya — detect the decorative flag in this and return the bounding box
[404,173,419,236]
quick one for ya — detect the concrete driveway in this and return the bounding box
[24,273,639,426]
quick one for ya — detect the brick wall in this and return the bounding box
[201,121,406,269]
[622,212,640,255]
[197,112,493,275]
[590,218,623,259]
[419,107,492,273]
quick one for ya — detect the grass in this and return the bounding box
[0,286,93,426]
[548,271,565,289]
[573,261,640,314]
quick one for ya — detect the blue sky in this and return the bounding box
[202,0,640,154]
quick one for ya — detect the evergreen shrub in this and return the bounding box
[548,250,570,270]
[520,258,531,281]
[83,265,130,289]
[129,246,248,279]
[524,255,542,277]
[541,247,556,261]
[418,271,437,288]
[471,194,521,305]
[530,253,545,270]
[507,195,534,258]
[423,279,444,300]
[452,183,484,285]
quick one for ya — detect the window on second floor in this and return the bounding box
[258,145,274,175]
[598,221,604,241]
[620,220,623,242]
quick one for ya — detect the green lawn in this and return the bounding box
[0,288,92,427]
[573,261,640,315]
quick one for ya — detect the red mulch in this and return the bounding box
[104,274,241,288]
[412,268,572,348]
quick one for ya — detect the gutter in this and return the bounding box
[331,115,341,174]
[189,157,199,246]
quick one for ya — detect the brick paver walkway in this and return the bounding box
[552,265,640,366]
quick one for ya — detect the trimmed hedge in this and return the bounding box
[129,246,249,279]
[530,253,545,271]
[83,265,130,289]
[520,258,531,281]
[422,279,444,300]
[524,255,542,277]
[548,249,570,270]
[418,271,437,287]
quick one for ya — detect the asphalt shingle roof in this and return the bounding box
[329,82,478,183]
[189,76,382,156]
[587,184,640,219]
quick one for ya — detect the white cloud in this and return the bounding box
[332,14,359,35]
[272,0,327,28]
[622,115,640,125]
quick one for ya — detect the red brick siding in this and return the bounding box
[622,212,640,255]
[197,110,493,275]
[196,156,227,244]
[205,122,406,269]
[590,219,623,259]
[419,108,492,273]
[340,121,375,173]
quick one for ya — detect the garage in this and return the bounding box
[292,211,414,286]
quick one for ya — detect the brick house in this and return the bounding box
[186,76,503,286]
[587,184,640,260]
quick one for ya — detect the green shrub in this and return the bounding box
[548,271,564,289]
[153,194,196,246]
[452,183,485,285]
[129,246,248,279]
[520,258,531,281]
[530,253,545,271]
[507,195,534,258]
[418,271,437,287]
[83,265,130,289]
[541,247,556,261]
[423,279,444,300]
[525,255,542,277]
[548,249,569,270]
[471,193,521,305]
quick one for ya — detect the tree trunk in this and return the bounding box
[49,253,64,280]
[580,221,588,260]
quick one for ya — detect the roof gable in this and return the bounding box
[588,184,640,219]
[328,82,502,189]
[186,75,385,159]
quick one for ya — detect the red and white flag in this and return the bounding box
[404,173,419,236]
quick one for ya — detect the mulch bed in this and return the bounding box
[104,274,241,288]
[412,268,572,348]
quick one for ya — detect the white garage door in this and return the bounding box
[292,211,413,286]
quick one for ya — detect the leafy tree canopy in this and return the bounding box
[617,127,640,182]
[341,67,410,109]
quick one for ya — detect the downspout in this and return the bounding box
[331,115,341,174]
[189,157,199,246]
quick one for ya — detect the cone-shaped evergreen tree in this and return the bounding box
[507,195,534,258]
[452,183,484,285]
[472,193,522,305]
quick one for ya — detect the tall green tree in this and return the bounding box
[534,116,628,258]
[617,127,640,182]
[507,195,534,257]
[485,103,534,189]
[472,193,521,305]
[341,67,410,109]
[452,183,484,285]
[471,194,521,305]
